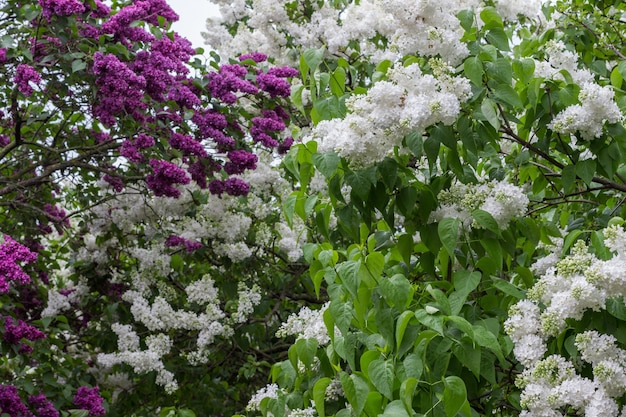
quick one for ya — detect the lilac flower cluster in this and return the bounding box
[187,159,221,189]
[165,235,203,253]
[0,48,7,63]
[92,52,147,126]
[256,67,299,98]
[3,316,46,354]
[239,52,268,63]
[30,36,62,62]
[0,235,37,293]
[14,64,41,96]
[132,35,196,104]
[84,0,110,18]
[146,159,190,198]
[39,0,85,19]
[44,203,70,233]
[251,110,287,147]
[0,385,32,417]
[29,393,59,417]
[0,134,9,147]
[73,386,106,417]
[209,177,250,197]
[169,133,208,157]
[101,0,178,44]
[120,133,155,163]
[103,174,124,192]
[192,109,235,149]
[207,64,259,104]
[224,150,258,175]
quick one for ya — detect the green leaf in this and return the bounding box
[71,59,87,73]
[414,309,444,335]
[301,47,325,79]
[313,378,331,417]
[513,58,535,84]
[486,27,510,51]
[480,7,503,30]
[368,359,395,400]
[446,315,474,340]
[396,310,414,348]
[494,84,522,109]
[295,338,318,367]
[561,164,576,194]
[178,410,196,417]
[472,325,504,362]
[471,209,501,234]
[312,152,340,178]
[338,260,361,298]
[404,353,424,380]
[576,159,596,185]
[340,372,370,416]
[405,131,423,156]
[491,277,525,299]
[481,98,500,130]
[380,274,413,309]
[330,66,347,97]
[443,376,467,417]
[438,217,461,258]
[463,56,483,86]
[363,392,384,417]
[380,400,410,417]
[400,378,418,414]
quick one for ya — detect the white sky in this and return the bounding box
[167,0,221,50]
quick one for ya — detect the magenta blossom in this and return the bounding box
[39,0,86,19]
[0,385,33,417]
[3,316,46,354]
[146,159,190,198]
[29,393,59,417]
[165,235,203,253]
[73,386,105,417]
[0,235,37,293]
[14,64,41,96]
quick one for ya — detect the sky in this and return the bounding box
[166,0,221,50]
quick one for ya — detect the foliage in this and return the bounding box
[3,0,626,416]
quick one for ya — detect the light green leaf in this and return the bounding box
[443,376,467,417]
[340,372,370,416]
[481,98,500,130]
[438,217,461,258]
[313,378,331,417]
[368,359,394,400]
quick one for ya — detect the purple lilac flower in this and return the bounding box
[14,64,41,96]
[39,0,86,19]
[0,48,7,64]
[207,64,258,104]
[0,134,9,147]
[73,386,106,417]
[146,159,190,198]
[102,0,178,43]
[30,36,62,61]
[103,174,124,192]
[224,150,257,175]
[120,139,143,162]
[192,109,235,149]
[3,316,46,354]
[209,178,250,197]
[278,137,294,154]
[165,235,203,253]
[0,385,33,417]
[169,133,207,157]
[92,52,147,126]
[0,235,37,293]
[256,73,292,98]
[85,0,110,18]
[239,52,267,63]
[29,393,59,417]
[44,203,70,230]
[250,110,287,147]
[93,131,111,143]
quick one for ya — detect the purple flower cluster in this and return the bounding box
[251,110,287,147]
[73,386,106,417]
[239,52,268,63]
[146,159,190,198]
[0,235,37,293]
[39,0,86,19]
[187,159,221,189]
[3,316,46,354]
[278,137,294,154]
[92,52,147,126]
[209,177,250,197]
[169,133,207,157]
[0,385,33,417]
[14,64,41,96]
[101,0,178,43]
[0,134,9,147]
[256,67,298,98]
[132,35,196,104]
[207,64,258,104]
[103,174,124,192]
[224,150,258,175]
[44,203,70,232]
[29,393,59,417]
[84,0,110,18]
[120,133,155,163]
[192,109,235,149]
[165,235,203,253]
[0,48,7,64]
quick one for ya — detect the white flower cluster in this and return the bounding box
[494,0,544,21]
[233,282,262,323]
[276,303,331,346]
[246,383,283,412]
[549,82,623,140]
[97,325,179,394]
[535,40,594,86]
[205,0,481,66]
[309,62,471,166]
[429,179,529,229]
[506,225,626,415]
